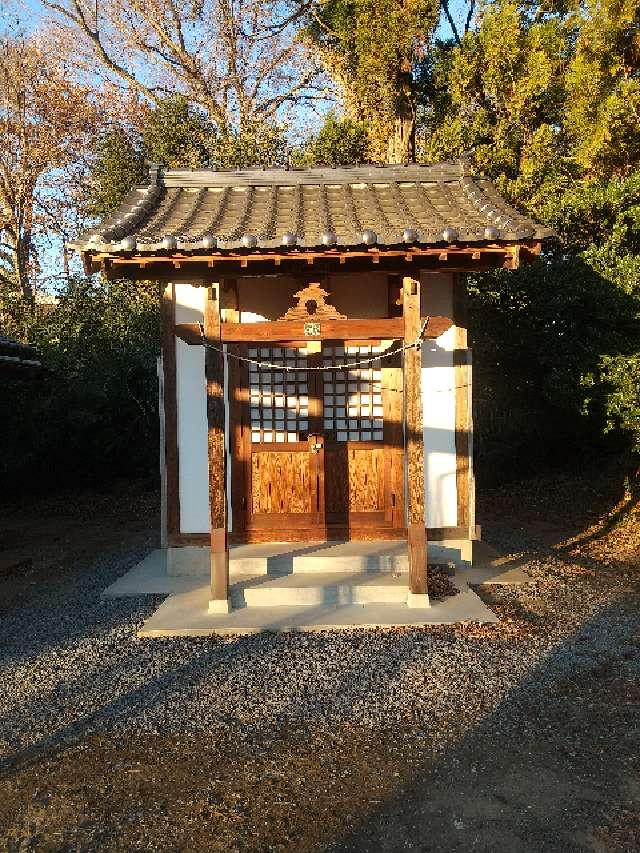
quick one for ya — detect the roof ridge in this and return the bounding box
[155,161,469,188]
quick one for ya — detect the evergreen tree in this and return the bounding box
[89,129,146,218]
[417,0,640,461]
[305,0,440,162]
[292,113,368,166]
[142,96,213,169]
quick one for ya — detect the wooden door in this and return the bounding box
[321,343,405,537]
[231,342,405,542]
[231,345,321,539]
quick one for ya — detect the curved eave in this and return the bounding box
[72,229,551,255]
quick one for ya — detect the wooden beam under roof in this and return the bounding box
[92,249,544,281]
[90,241,541,268]
[174,315,453,345]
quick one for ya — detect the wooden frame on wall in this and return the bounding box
[161,282,180,544]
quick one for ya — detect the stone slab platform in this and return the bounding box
[232,572,410,607]
[166,539,474,577]
[103,549,501,635]
[137,579,498,636]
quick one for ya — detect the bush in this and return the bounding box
[0,278,160,493]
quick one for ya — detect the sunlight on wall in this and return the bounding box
[421,274,458,528]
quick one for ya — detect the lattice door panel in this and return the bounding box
[322,345,385,442]
[248,346,309,443]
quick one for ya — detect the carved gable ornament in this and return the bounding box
[279,282,346,321]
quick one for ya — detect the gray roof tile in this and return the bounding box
[72,162,552,255]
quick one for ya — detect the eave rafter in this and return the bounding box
[86,242,542,279]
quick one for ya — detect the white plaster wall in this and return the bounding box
[420,273,458,528]
[174,282,232,535]
[158,355,167,547]
[236,272,390,322]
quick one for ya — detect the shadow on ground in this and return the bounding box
[0,464,638,852]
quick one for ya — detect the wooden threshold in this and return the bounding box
[168,525,480,547]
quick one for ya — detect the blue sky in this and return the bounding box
[8,0,466,38]
[4,0,472,288]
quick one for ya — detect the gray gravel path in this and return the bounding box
[1,542,637,769]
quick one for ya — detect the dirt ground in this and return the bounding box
[0,456,639,853]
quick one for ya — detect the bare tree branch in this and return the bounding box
[44,0,162,105]
[43,0,321,132]
[441,0,461,46]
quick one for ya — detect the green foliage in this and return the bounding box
[89,97,285,218]
[207,120,287,169]
[142,95,213,169]
[305,0,440,160]
[468,252,639,479]
[600,353,640,443]
[564,0,640,177]
[414,0,640,476]
[291,113,368,166]
[89,129,146,218]
[423,2,570,208]
[0,278,160,491]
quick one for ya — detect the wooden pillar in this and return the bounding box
[206,283,230,613]
[453,274,472,533]
[403,275,429,605]
[161,282,180,543]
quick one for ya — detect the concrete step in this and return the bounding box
[167,540,471,579]
[230,572,409,608]
[231,541,410,577]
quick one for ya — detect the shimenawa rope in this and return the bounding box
[196,318,429,372]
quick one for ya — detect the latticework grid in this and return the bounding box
[322,345,384,442]
[248,347,309,443]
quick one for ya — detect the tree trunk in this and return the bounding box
[387,57,416,164]
[14,230,35,319]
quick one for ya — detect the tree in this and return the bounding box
[304,0,440,162]
[44,0,325,134]
[0,35,99,329]
[564,0,640,177]
[89,128,147,219]
[419,0,640,463]
[0,276,161,491]
[422,1,568,209]
[89,96,287,219]
[291,111,368,166]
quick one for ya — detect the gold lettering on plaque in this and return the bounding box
[304,322,321,337]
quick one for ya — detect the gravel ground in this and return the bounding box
[0,463,639,852]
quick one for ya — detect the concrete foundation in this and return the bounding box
[166,538,473,578]
[100,541,524,636]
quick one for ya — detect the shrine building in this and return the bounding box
[72,161,549,624]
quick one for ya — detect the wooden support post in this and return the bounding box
[453,275,472,532]
[161,283,180,543]
[206,283,231,613]
[403,275,429,606]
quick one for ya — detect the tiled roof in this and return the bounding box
[0,333,41,374]
[72,161,551,255]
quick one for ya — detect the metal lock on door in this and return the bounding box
[309,435,323,454]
